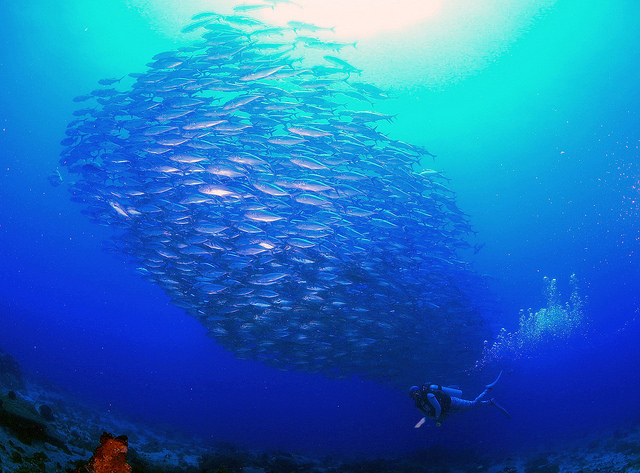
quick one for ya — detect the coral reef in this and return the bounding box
[73,432,131,473]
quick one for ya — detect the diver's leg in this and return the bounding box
[471,388,490,403]
[472,371,503,403]
[449,397,478,411]
[485,371,503,389]
[450,372,505,411]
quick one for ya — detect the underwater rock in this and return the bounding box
[38,403,55,422]
[74,432,132,473]
[0,391,69,452]
[524,455,560,473]
[0,348,25,390]
[267,453,315,473]
[198,450,249,473]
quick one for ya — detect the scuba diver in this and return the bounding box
[410,371,511,428]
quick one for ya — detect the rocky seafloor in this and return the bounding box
[1,348,640,473]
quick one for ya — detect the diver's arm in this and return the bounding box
[427,393,441,420]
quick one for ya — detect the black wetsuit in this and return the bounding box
[414,385,452,419]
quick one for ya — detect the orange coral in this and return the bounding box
[75,432,131,473]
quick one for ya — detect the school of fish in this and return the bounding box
[58,8,487,387]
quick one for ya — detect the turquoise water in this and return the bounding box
[1,0,639,458]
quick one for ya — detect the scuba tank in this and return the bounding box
[429,384,462,398]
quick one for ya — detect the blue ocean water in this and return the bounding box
[1,0,639,461]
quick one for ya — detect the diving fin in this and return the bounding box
[485,370,503,390]
[490,399,511,419]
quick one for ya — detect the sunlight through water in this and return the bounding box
[126,0,557,88]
